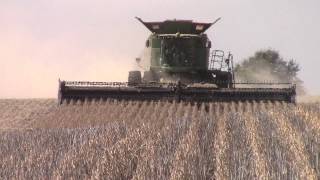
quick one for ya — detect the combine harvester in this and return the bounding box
[58,17,296,104]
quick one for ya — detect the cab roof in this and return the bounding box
[136,17,221,34]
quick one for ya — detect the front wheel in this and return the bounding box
[128,71,142,86]
[142,71,154,82]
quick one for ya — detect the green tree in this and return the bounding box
[235,49,304,94]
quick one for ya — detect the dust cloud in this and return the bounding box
[134,48,151,72]
[234,60,299,90]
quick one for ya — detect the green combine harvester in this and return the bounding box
[58,17,296,104]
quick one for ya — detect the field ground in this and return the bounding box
[0,99,320,179]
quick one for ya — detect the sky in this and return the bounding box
[0,0,319,98]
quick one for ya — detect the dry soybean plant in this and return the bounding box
[0,99,319,179]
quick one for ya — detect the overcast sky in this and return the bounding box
[0,0,319,98]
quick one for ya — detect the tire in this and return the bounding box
[128,71,142,86]
[142,71,154,82]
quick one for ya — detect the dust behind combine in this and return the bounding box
[0,99,320,179]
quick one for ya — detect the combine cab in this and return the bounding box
[58,17,296,104]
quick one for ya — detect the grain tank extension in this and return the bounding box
[58,17,296,104]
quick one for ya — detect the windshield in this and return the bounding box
[161,38,200,67]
